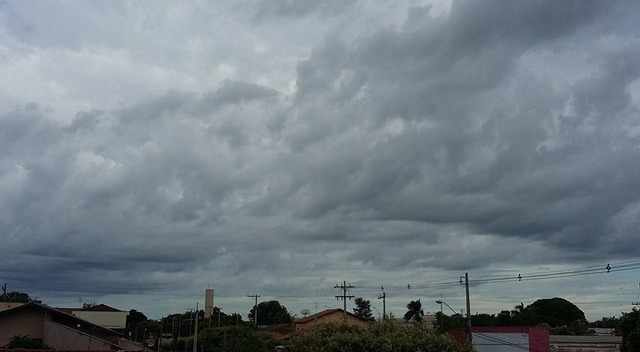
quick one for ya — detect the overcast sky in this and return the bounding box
[2,0,640,322]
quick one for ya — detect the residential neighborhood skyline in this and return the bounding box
[6,260,639,323]
[2,0,640,334]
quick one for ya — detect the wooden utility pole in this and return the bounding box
[377,288,386,319]
[193,302,198,352]
[464,272,472,345]
[334,281,354,319]
[247,294,261,327]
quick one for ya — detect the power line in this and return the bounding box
[357,260,640,293]
[473,332,530,351]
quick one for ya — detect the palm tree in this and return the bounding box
[511,302,525,317]
[404,299,424,323]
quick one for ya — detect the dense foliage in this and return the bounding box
[352,297,373,320]
[0,291,40,303]
[620,308,640,352]
[432,297,587,333]
[187,325,277,352]
[5,335,52,349]
[404,299,424,323]
[248,300,293,325]
[287,322,472,352]
[527,297,585,326]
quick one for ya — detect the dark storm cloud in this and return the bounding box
[282,0,640,261]
[2,0,640,319]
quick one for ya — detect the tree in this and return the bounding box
[496,310,513,326]
[126,309,149,341]
[527,297,585,327]
[435,311,465,332]
[590,316,620,329]
[287,320,472,352]
[190,325,276,352]
[0,291,39,303]
[404,299,424,323]
[352,297,373,320]
[5,335,52,349]
[619,307,640,352]
[471,313,497,327]
[248,300,292,326]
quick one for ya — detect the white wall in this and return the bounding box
[43,320,117,351]
[73,310,128,329]
[472,332,530,352]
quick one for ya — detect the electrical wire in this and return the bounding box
[356,260,640,293]
[473,332,530,351]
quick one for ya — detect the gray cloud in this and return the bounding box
[1,0,639,320]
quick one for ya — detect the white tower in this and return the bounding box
[204,289,214,319]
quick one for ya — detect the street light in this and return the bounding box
[435,300,458,332]
[435,300,458,315]
[372,306,381,320]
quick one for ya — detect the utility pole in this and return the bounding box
[464,272,472,345]
[158,318,163,352]
[192,302,198,352]
[173,317,177,352]
[334,281,355,320]
[247,294,261,327]
[377,287,386,319]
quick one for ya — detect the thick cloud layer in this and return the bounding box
[1,0,639,319]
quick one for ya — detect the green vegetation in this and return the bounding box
[190,326,276,352]
[352,297,373,320]
[5,335,52,349]
[404,299,424,323]
[433,297,588,334]
[287,321,472,352]
[0,291,40,303]
[619,307,640,352]
[248,300,293,325]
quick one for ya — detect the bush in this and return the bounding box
[287,322,472,352]
[5,335,52,349]
[186,326,276,352]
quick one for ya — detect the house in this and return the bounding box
[0,302,25,312]
[262,323,294,341]
[0,302,142,351]
[56,303,129,332]
[294,309,370,331]
[549,335,622,352]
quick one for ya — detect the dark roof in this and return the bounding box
[262,324,294,341]
[550,335,622,344]
[81,303,124,312]
[263,323,292,333]
[0,302,122,337]
[294,309,367,324]
[54,307,77,314]
[55,303,124,313]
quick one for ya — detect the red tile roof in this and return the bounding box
[294,309,367,324]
